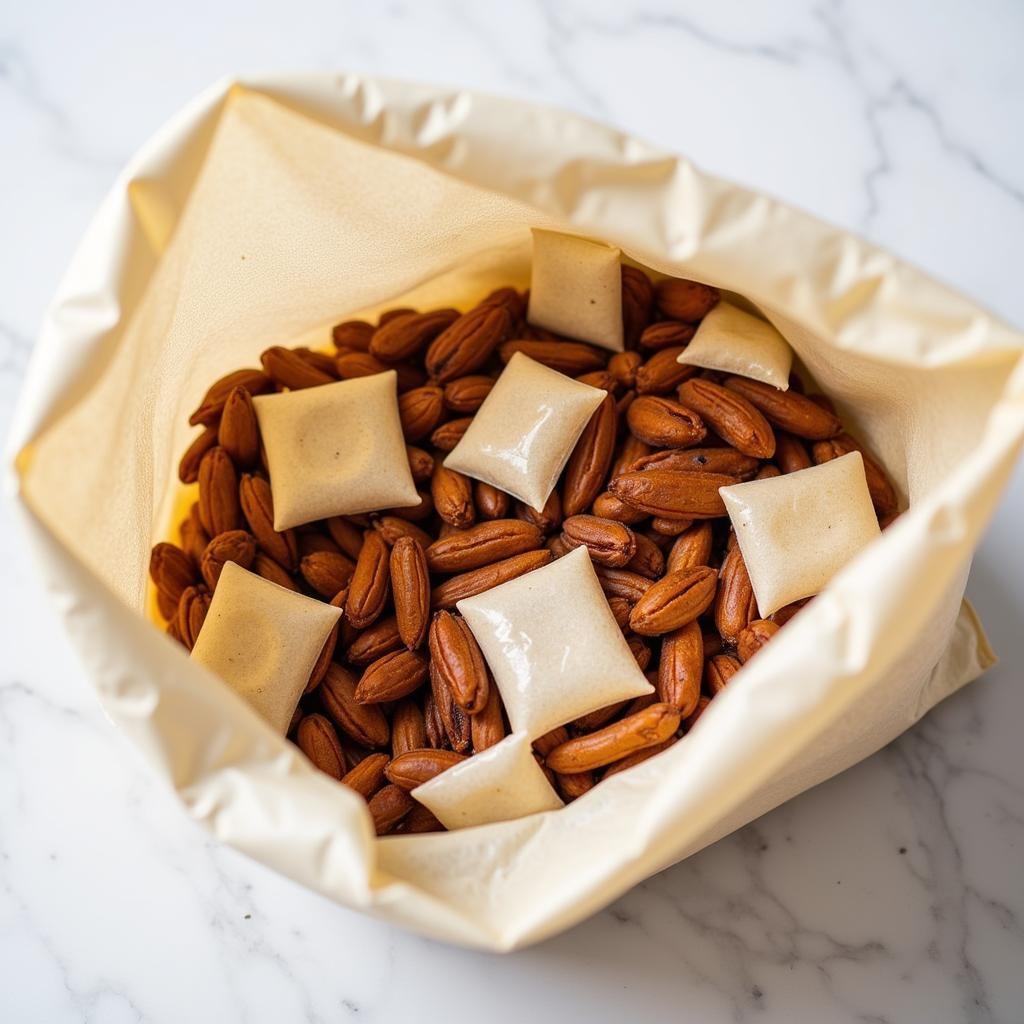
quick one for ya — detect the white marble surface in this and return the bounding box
[2,2,1023,1021]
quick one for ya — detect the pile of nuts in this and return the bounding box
[149,266,897,835]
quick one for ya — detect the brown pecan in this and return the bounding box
[639,320,696,351]
[431,549,552,609]
[385,748,466,789]
[594,566,653,605]
[429,661,472,753]
[592,490,649,524]
[320,517,362,560]
[443,374,495,413]
[332,319,374,351]
[200,530,256,590]
[305,589,346,694]
[498,339,607,376]
[628,566,718,635]
[430,417,472,452]
[666,521,714,572]
[626,396,706,448]
[556,770,595,801]
[354,649,429,703]
[252,552,298,591]
[385,491,430,524]
[336,350,389,380]
[811,434,897,517]
[636,347,698,395]
[632,445,761,479]
[178,426,218,484]
[149,542,196,606]
[298,531,343,558]
[683,696,711,730]
[391,699,427,756]
[654,278,720,322]
[424,691,447,749]
[401,804,445,833]
[300,550,355,599]
[398,385,445,442]
[180,504,210,567]
[370,308,460,362]
[431,462,475,528]
[515,488,562,533]
[611,435,652,478]
[471,685,506,753]
[428,611,490,714]
[576,369,617,393]
[189,368,272,426]
[715,545,759,644]
[602,736,677,778]
[737,619,780,663]
[346,615,403,666]
[198,447,242,535]
[320,664,390,748]
[533,726,570,758]
[345,531,391,628]
[405,445,435,484]
[474,481,509,520]
[368,784,415,835]
[239,474,298,570]
[658,621,703,716]
[774,431,812,474]
[426,519,542,572]
[260,346,334,389]
[626,533,665,578]
[610,469,733,518]
[561,515,637,567]
[546,703,681,773]
[628,635,652,670]
[293,347,340,379]
[572,699,631,732]
[705,653,741,695]
[563,393,617,517]
[479,286,526,321]
[677,378,776,459]
[390,536,430,649]
[607,595,632,629]
[216,387,260,469]
[379,307,416,326]
[175,585,211,650]
[608,351,642,389]
[297,714,346,779]
[649,516,694,536]
[724,376,841,440]
[426,304,512,382]
[621,264,655,347]
[340,752,389,798]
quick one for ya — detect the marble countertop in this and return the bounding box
[2,2,1022,1021]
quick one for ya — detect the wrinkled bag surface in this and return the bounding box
[7,74,1024,951]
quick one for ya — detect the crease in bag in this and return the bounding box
[6,73,1024,951]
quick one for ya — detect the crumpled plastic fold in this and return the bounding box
[6,73,1023,951]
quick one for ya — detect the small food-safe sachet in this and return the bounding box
[444,352,605,512]
[458,546,653,738]
[677,301,793,390]
[719,452,881,615]
[253,370,418,529]
[411,733,563,830]
[527,228,624,352]
[190,562,342,732]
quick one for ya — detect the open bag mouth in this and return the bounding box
[6,74,1024,951]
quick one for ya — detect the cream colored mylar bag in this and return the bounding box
[6,74,1024,951]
